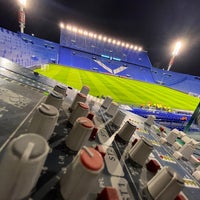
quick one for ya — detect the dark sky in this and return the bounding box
[0,0,200,76]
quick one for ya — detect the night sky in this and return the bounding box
[0,0,199,76]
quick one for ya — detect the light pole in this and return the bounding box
[167,41,182,71]
[18,0,27,33]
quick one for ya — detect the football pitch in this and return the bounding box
[35,64,199,111]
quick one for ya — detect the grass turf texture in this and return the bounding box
[35,64,199,111]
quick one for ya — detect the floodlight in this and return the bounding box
[59,22,64,29]
[98,35,102,40]
[93,34,97,39]
[112,39,116,44]
[19,0,26,7]
[167,40,182,71]
[172,41,182,56]
[103,37,107,42]
[78,29,83,34]
[72,27,78,33]
[88,32,93,37]
[66,25,72,31]
[116,41,121,46]
[83,31,88,36]
[126,43,130,48]
[108,38,112,43]
[138,47,142,51]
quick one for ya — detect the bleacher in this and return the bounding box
[170,77,200,96]
[0,27,59,68]
[117,64,155,83]
[60,28,152,68]
[150,67,200,95]
[151,67,187,86]
[59,46,156,83]
[59,48,102,71]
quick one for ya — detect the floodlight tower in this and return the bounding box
[18,0,27,33]
[167,41,182,71]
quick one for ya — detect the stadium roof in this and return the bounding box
[0,0,199,76]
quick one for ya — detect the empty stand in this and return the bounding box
[60,28,153,68]
[0,27,59,68]
[151,68,187,86]
[170,78,200,96]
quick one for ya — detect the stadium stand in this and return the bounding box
[170,77,200,96]
[151,68,187,86]
[0,27,59,68]
[151,67,200,95]
[117,64,155,82]
[60,28,152,68]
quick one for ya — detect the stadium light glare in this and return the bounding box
[83,31,88,36]
[72,27,78,33]
[126,43,130,48]
[78,29,83,34]
[116,41,121,46]
[167,40,182,71]
[19,0,26,7]
[103,36,107,42]
[112,39,116,44]
[89,32,94,38]
[130,45,134,49]
[93,34,97,39]
[138,47,142,51]
[59,22,65,29]
[108,38,112,43]
[66,25,72,31]
[98,35,102,40]
[121,42,125,47]
[134,46,138,50]
[172,41,182,56]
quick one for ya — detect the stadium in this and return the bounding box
[0,0,200,200]
[0,21,199,128]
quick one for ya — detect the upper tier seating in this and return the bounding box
[60,30,152,68]
[0,27,59,68]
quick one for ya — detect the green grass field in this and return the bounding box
[35,64,199,111]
